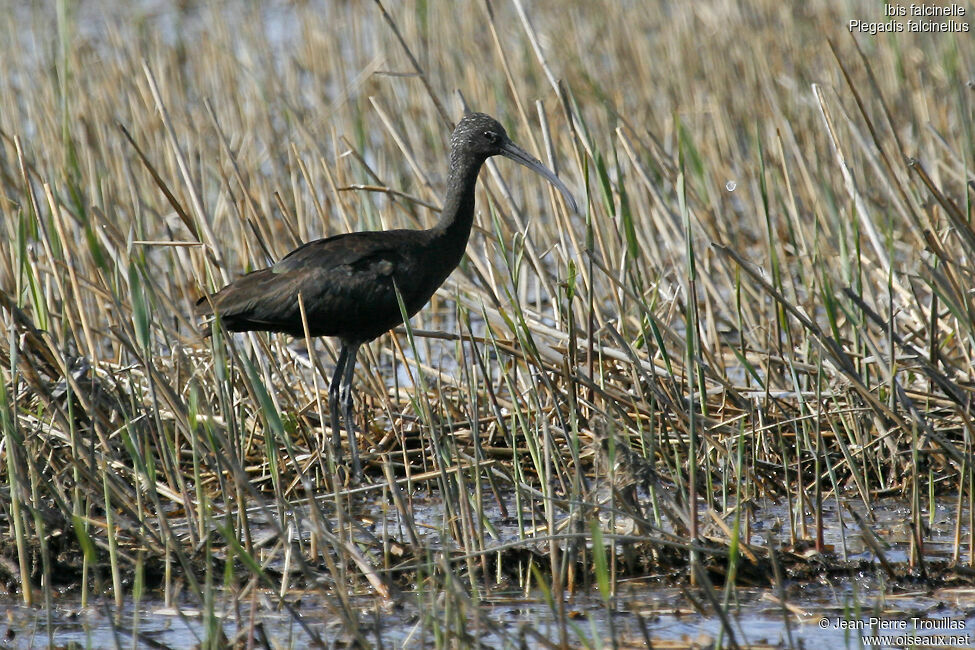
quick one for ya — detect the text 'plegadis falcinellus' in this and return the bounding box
[197,112,576,478]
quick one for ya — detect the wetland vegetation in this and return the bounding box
[0,0,972,647]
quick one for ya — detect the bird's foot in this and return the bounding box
[333,460,367,488]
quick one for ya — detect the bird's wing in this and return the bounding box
[197,231,420,335]
[270,231,402,275]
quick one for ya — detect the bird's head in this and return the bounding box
[450,112,577,212]
[450,112,511,159]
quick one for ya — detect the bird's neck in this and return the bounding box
[430,154,485,249]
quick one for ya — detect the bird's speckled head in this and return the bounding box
[447,110,578,212]
[449,112,510,168]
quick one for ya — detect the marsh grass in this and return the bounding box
[0,0,972,646]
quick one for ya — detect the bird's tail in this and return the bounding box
[194,293,217,338]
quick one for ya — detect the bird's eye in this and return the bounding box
[483,130,500,144]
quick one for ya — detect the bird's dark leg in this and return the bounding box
[339,342,362,477]
[329,343,351,467]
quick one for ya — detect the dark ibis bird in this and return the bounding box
[197,112,576,478]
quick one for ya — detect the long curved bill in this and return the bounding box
[501,140,579,213]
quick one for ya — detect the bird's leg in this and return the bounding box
[329,343,351,467]
[339,342,362,478]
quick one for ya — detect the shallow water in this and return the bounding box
[3,494,973,648]
[3,580,974,648]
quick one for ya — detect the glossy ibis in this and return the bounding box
[197,112,576,478]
